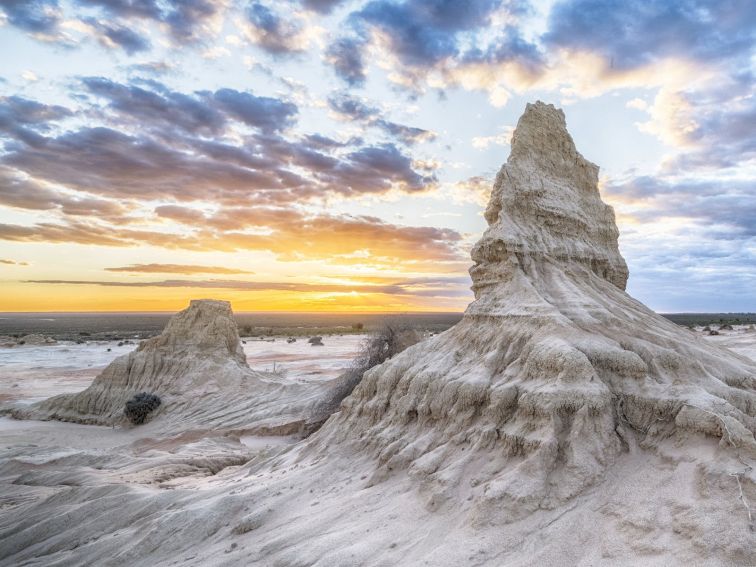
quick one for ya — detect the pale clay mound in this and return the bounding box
[13,299,327,434]
[308,102,756,558]
[1,102,754,566]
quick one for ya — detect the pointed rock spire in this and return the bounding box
[476,101,628,294]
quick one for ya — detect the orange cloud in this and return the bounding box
[0,278,471,313]
[0,209,466,266]
[105,264,254,275]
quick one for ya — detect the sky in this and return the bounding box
[0,0,754,313]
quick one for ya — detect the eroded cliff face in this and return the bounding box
[313,102,755,552]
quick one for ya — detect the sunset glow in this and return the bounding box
[0,1,754,312]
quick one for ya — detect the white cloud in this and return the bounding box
[626,97,648,111]
[202,46,231,59]
[472,126,514,149]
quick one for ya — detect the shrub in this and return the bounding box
[124,392,162,425]
[307,321,422,433]
[351,323,421,371]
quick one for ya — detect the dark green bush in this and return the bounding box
[124,392,161,425]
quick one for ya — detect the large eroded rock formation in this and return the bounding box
[315,102,756,547]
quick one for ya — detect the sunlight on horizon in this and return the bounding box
[0,0,753,313]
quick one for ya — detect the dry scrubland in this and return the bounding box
[0,102,754,567]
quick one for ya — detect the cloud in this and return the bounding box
[21,70,39,82]
[301,0,344,14]
[0,0,62,35]
[212,88,298,132]
[0,87,451,263]
[0,207,465,266]
[613,74,755,177]
[24,274,470,298]
[1,0,227,50]
[3,80,435,204]
[660,85,756,172]
[81,77,226,135]
[602,134,756,311]
[626,97,648,111]
[605,175,756,237]
[323,144,437,193]
[357,0,502,66]
[0,166,126,217]
[544,0,756,70]
[82,78,298,135]
[0,96,72,126]
[242,1,321,55]
[161,0,227,43]
[375,120,436,145]
[83,0,226,44]
[325,37,368,86]
[328,91,379,121]
[320,0,752,112]
[81,18,152,54]
[105,263,254,275]
[323,1,544,104]
[471,126,514,149]
[125,61,174,76]
[3,127,295,202]
[2,122,435,207]
[0,95,73,146]
[154,205,208,224]
[448,175,492,206]
[81,0,162,20]
[0,220,192,248]
[0,259,29,266]
[302,133,352,150]
[327,92,436,145]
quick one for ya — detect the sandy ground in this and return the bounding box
[698,326,756,361]
[0,328,753,566]
[0,334,364,523]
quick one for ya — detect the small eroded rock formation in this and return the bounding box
[18,334,57,345]
[312,102,756,559]
[23,299,325,433]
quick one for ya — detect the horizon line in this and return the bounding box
[0,309,467,315]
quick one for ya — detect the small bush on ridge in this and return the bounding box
[124,392,162,425]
